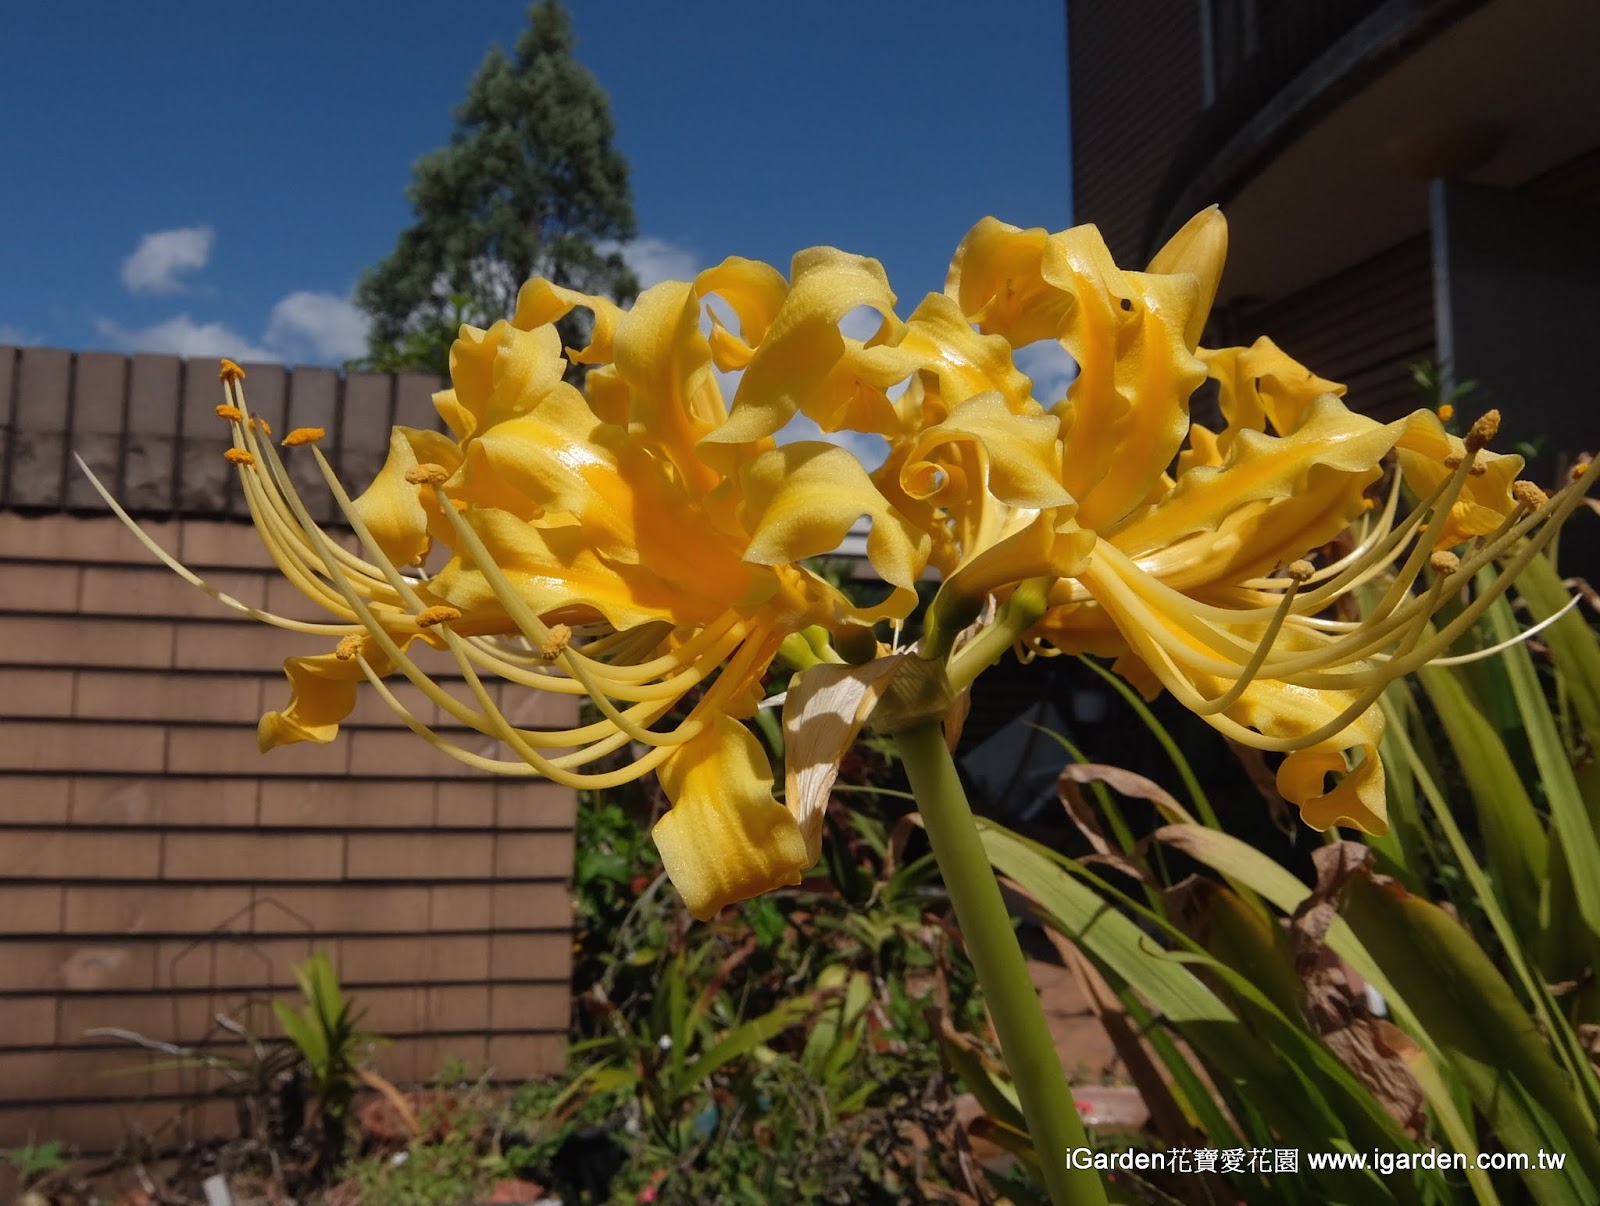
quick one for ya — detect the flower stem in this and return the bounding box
[895,721,1106,1206]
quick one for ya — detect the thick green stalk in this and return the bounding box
[895,721,1106,1206]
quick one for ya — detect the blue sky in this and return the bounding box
[0,2,1070,372]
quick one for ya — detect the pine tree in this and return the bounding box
[354,0,639,378]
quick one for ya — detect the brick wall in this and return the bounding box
[0,346,579,1155]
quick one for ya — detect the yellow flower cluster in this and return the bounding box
[85,209,1594,918]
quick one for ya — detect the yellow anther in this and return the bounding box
[1429,550,1461,576]
[1443,453,1463,470]
[1286,560,1315,584]
[541,623,573,661]
[1572,460,1594,483]
[1465,409,1500,453]
[215,404,243,421]
[251,417,273,436]
[1436,403,1454,422]
[405,463,451,486]
[218,359,245,382]
[1512,480,1549,512]
[224,448,256,466]
[335,633,368,661]
[1362,497,1376,511]
[282,427,326,447]
[416,605,463,629]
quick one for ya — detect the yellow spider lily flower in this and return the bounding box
[81,262,943,921]
[932,208,1595,833]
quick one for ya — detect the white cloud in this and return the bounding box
[1013,339,1079,407]
[264,291,369,363]
[0,323,39,346]
[95,315,273,362]
[121,226,215,295]
[603,236,703,291]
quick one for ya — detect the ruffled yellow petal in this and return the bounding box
[697,256,791,371]
[705,246,901,446]
[902,393,1069,513]
[258,635,420,750]
[1109,396,1439,589]
[945,218,1075,348]
[652,714,811,920]
[511,277,623,366]
[350,427,464,567]
[1201,337,1346,451]
[1049,230,1205,530]
[939,509,1096,604]
[737,442,930,593]
[612,280,725,495]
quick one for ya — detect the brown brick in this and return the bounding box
[165,726,349,776]
[429,885,493,932]
[263,575,340,623]
[0,996,57,1046]
[1,775,71,824]
[63,885,251,935]
[491,883,569,931]
[434,781,498,828]
[0,721,166,773]
[1,615,174,668]
[338,934,492,986]
[495,781,578,831]
[348,986,427,1036]
[163,831,344,882]
[205,935,320,989]
[485,1033,565,1078]
[0,885,62,932]
[79,565,266,619]
[0,829,161,880]
[425,985,492,1034]
[492,831,576,880]
[248,885,430,935]
[0,668,74,717]
[0,941,156,992]
[75,670,261,724]
[172,619,300,671]
[178,519,278,570]
[0,562,79,613]
[347,728,486,779]
[72,777,259,827]
[496,686,580,729]
[259,778,432,829]
[0,513,182,565]
[489,933,572,984]
[488,984,568,1033]
[1,1048,151,1100]
[347,832,492,881]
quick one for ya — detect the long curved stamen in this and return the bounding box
[70,453,354,637]
[225,382,402,602]
[1184,560,1311,716]
[1385,590,1581,667]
